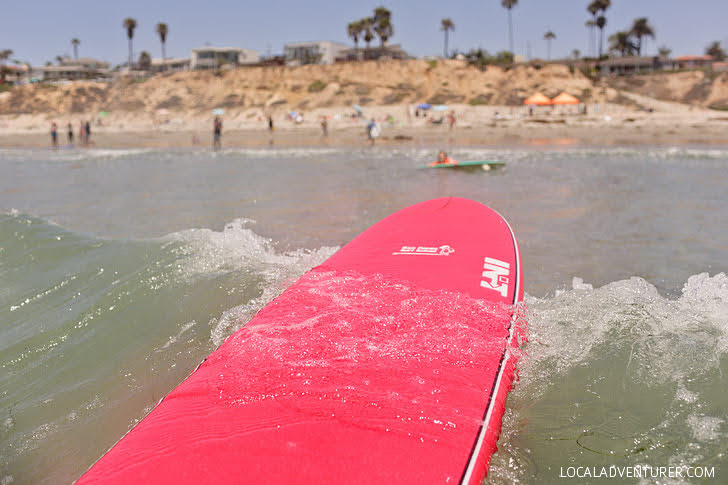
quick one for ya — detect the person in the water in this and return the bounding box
[50,122,58,147]
[429,150,457,166]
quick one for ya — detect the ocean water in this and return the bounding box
[0,146,726,484]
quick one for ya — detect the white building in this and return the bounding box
[190,47,259,70]
[284,41,349,65]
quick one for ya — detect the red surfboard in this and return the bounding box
[77,197,524,484]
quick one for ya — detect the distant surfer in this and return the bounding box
[428,150,457,167]
[213,116,222,150]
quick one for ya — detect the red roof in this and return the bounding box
[675,55,713,62]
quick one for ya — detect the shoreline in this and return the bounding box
[2,123,728,149]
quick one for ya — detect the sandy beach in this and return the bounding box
[2,104,728,148]
[3,60,727,149]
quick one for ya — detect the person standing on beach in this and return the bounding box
[321,116,328,137]
[50,122,58,147]
[268,115,274,132]
[367,118,379,145]
[78,121,85,145]
[67,122,74,144]
[85,121,92,146]
[213,116,222,150]
[448,111,456,130]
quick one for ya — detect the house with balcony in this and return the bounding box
[284,41,349,65]
[190,47,259,70]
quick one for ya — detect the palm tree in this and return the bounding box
[596,15,607,58]
[362,17,374,50]
[630,18,655,56]
[55,55,64,65]
[501,0,518,54]
[609,31,637,57]
[705,41,727,61]
[123,17,137,69]
[572,49,581,60]
[588,0,611,57]
[585,19,596,57]
[156,22,168,66]
[658,45,671,58]
[373,7,393,47]
[441,18,455,58]
[0,49,12,83]
[138,51,152,70]
[587,1,600,18]
[348,20,364,52]
[71,38,80,60]
[544,30,556,60]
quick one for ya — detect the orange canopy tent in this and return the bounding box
[523,92,553,106]
[552,92,580,105]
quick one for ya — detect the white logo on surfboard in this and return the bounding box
[393,245,455,256]
[481,257,510,297]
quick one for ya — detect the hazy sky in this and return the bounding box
[2,0,727,66]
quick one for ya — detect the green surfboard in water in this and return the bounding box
[421,160,506,170]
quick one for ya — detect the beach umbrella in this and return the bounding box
[212,108,225,115]
[433,105,450,112]
[352,104,363,113]
[551,92,580,105]
[523,93,552,106]
[417,103,432,110]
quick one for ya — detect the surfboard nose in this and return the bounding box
[324,197,522,304]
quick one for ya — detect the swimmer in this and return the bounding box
[428,150,457,167]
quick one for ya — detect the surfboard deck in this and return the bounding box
[77,197,524,485]
[422,160,506,170]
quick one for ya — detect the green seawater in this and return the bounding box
[0,146,726,484]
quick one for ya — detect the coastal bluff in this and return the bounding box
[0,60,609,116]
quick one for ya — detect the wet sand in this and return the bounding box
[2,120,728,149]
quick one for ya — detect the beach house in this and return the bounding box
[34,57,110,82]
[284,41,349,65]
[336,44,410,62]
[674,55,714,70]
[598,56,675,75]
[190,47,259,70]
[151,57,190,73]
[0,63,30,85]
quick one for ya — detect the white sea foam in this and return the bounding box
[686,415,724,442]
[161,218,337,345]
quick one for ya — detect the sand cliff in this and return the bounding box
[0,60,614,116]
